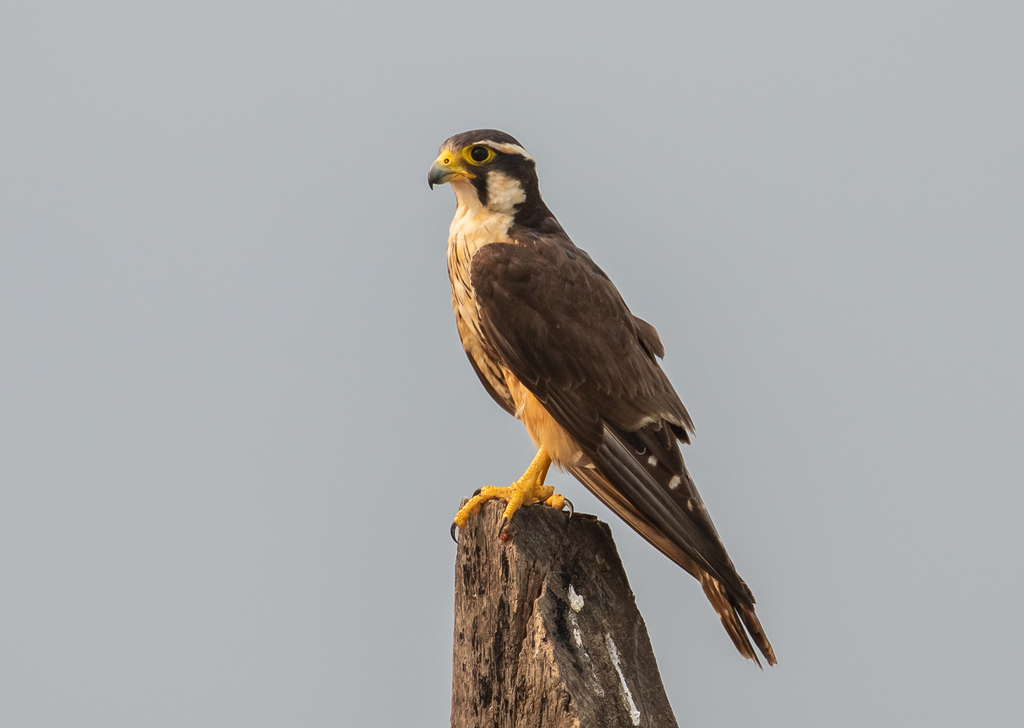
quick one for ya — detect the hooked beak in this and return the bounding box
[427,151,471,189]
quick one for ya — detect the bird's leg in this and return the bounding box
[452,448,569,539]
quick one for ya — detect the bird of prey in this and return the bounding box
[428,129,776,666]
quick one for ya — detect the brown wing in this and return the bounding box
[470,235,775,665]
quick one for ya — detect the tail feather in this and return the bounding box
[569,462,777,666]
[737,600,777,666]
[699,573,777,668]
[698,573,760,666]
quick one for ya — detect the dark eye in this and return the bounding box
[470,146,490,163]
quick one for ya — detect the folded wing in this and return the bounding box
[470,236,775,665]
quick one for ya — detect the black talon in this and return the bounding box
[450,522,459,544]
[498,516,508,535]
[563,498,574,520]
[472,487,482,496]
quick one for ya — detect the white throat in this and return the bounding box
[447,172,524,259]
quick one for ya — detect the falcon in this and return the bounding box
[428,129,776,666]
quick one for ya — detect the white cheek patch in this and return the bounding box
[485,171,526,214]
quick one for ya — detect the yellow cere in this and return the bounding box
[431,150,475,180]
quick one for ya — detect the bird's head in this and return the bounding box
[428,129,554,229]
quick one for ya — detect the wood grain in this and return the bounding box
[451,500,679,728]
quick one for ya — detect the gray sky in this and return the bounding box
[2,3,1022,726]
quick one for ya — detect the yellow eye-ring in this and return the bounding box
[463,145,494,165]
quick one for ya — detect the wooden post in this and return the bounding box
[451,499,679,728]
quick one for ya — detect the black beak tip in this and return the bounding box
[427,165,449,190]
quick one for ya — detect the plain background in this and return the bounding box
[2,3,1022,726]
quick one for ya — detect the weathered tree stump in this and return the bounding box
[451,499,679,728]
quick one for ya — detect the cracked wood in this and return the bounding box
[451,500,679,728]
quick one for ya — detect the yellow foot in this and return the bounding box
[450,448,573,542]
